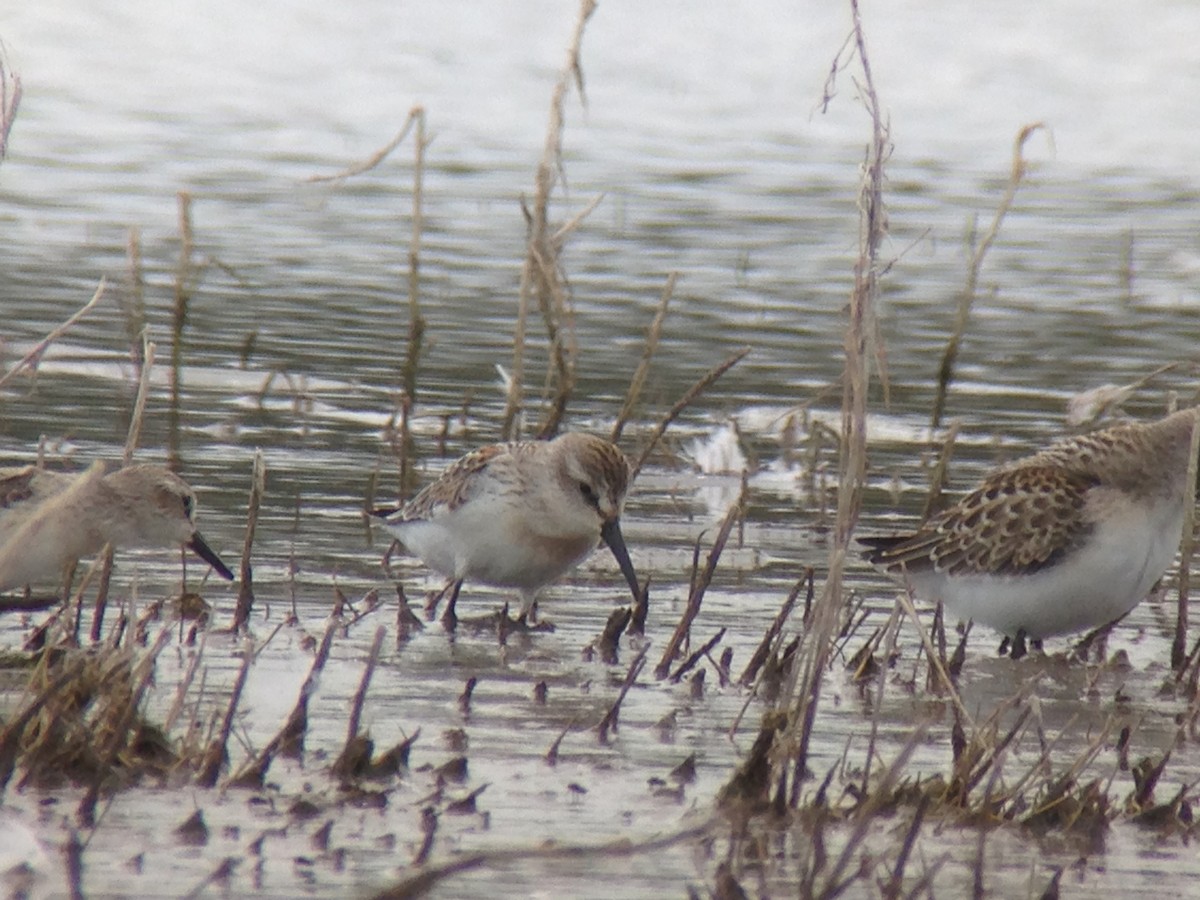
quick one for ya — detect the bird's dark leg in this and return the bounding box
[1005,628,1029,660]
[441,579,463,630]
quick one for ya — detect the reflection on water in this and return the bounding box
[3,0,1200,896]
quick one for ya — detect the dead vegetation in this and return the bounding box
[4,2,1200,899]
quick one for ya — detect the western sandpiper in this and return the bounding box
[861,407,1199,648]
[0,461,234,595]
[373,432,641,625]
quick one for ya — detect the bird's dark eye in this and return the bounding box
[579,481,600,507]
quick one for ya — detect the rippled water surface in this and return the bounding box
[3,1,1200,897]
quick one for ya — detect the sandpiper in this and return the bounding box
[0,461,235,595]
[373,432,642,625]
[861,407,1200,647]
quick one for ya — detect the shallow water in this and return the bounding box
[3,1,1200,897]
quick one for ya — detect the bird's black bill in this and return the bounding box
[371,507,399,521]
[188,532,235,581]
[600,518,641,601]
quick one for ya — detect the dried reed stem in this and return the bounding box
[669,627,725,682]
[654,504,738,679]
[306,106,424,183]
[168,192,194,469]
[930,122,1045,430]
[123,338,156,466]
[1173,415,1200,670]
[611,272,678,443]
[597,644,647,743]
[164,631,208,734]
[782,0,888,803]
[124,227,146,368]
[737,569,810,687]
[400,108,428,494]
[631,347,751,480]
[501,0,597,440]
[344,625,386,751]
[78,627,174,813]
[920,419,960,522]
[232,450,266,631]
[196,641,253,787]
[821,729,924,895]
[0,280,107,391]
[0,45,20,160]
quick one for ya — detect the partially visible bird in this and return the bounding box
[861,407,1199,648]
[373,432,641,624]
[0,461,234,596]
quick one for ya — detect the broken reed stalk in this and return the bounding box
[0,279,107,391]
[929,122,1045,431]
[654,503,738,679]
[737,569,811,687]
[231,618,340,785]
[597,644,647,743]
[164,631,208,734]
[780,0,888,808]
[232,450,266,631]
[501,0,597,441]
[123,337,156,466]
[1174,416,1200,671]
[669,627,725,683]
[344,625,387,753]
[631,347,752,480]
[124,227,147,367]
[196,640,254,787]
[168,191,194,470]
[611,272,679,443]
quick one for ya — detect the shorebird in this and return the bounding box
[861,407,1199,649]
[373,432,642,625]
[0,461,234,596]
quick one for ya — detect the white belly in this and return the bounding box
[908,503,1185,639]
